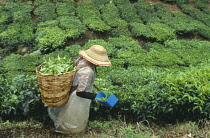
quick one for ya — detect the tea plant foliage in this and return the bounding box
[1,0,210,122]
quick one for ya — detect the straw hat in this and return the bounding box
[79,45,112,66]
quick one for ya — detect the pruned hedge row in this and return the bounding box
[0,0,210,53]
[180,4,210,27]
[77,1,110,32]
[130,22,176,42]
[100,3,130,37]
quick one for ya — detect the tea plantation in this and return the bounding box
[0,0,210,124]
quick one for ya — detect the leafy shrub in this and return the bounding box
[112,0,130,6]
[34,3,57,22]
[57,16,87,39]
[160,0,175,2]
[130,22,176,42]
[107,36,144,67]
[56,2,76,17]
[53,0,74,2]
[131,40,210,68]
[195,0,208,11]
[0,7,11,30]
[130,22,155,40]
[0,74,40,115]
[109,63,210,120]
[100,3,130,37]
[101,3,126,27]
[35,26,67,52]
[180,4,210,27]
[155,64,210,120]
[10,3,33,23]
[193,21,210,39]
[168,11,198,34]
[163,40,210,66]
[34,0,51,6]
[37,20,59,28]
[92,0,110,9]
[175,0,190,7]
[154,3,173,22]
[77,1,110,32]
[134,1,160,23]
[114,1,142,23]
[111,23,131,37]
[1,53,42,74]
[147,22,176,42]
[4,2,33,13]
[64,44,83,60]
[0,21,36,49]
[108,66,168,118]
[108,36,142,54]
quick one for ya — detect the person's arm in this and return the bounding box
[75,67,96,100]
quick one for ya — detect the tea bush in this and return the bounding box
[195,0,209,11]
[34,3,57,22]
[64,44,83,60]
[35,26,67,52]
[0,2,35,50]
[100,3,130,37]
[101,3,125,27]
[1,53,42,78]
[175,0,190,7]
[55,2,76,17]
[130,22,176,42]
[114,0,142,23]
[147,22,176,42]
[0,5,11,26]
[156,64,210,120]
[130,22,155,40]
[112,0,130,6]
[0,74,40,115]
[34,0,51,6]
[37,20,58,28]
[57,16,87,39]
[134,1,160,23]
[92,0,110,9]
[77,1,110,32]
[142,40,210,67]
[169,11,198,34]
[0,21,36,49]
[180,4,210,27]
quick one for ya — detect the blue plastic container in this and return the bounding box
[95,91,119,107]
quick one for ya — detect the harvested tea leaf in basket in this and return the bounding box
[39,56,74,75]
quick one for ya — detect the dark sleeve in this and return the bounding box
[76,91,96,100]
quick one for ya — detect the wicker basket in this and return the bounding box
[36,65,77,107]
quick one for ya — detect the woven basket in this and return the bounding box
[36,65,77,107]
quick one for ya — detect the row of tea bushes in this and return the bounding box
[1,0,210,53]
[1,36,210,121]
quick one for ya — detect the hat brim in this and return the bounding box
[79,51,112,66]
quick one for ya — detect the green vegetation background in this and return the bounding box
[0,0,210,123]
